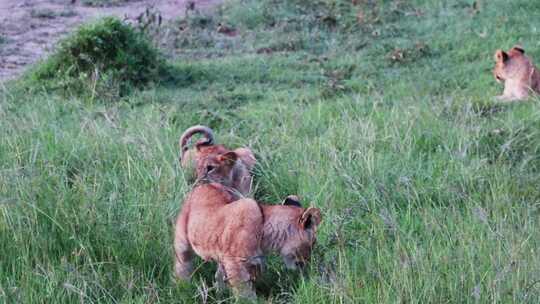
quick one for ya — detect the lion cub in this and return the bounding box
[493,45,540,101]
[179,125,256,196]
[173,151,321,299]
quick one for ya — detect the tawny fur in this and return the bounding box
[493,45,540,101]
[179,125,256,196]
[259,204,321,270]
[174,176,321,299]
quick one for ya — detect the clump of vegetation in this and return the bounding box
[81,0,134,7]
[387,42,431,65]
[221,0,413,31]
[30,8,57,19]
[31,17,166,100]
[30,7,77,19]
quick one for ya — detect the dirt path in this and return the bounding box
[0,0,221,82]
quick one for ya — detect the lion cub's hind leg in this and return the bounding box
[174,237,194,280]
[222,259,257,300]
[174,213,195,280]
[214,263,227,292]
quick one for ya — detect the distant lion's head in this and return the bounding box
[493,45,527,83]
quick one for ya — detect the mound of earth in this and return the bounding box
[0,0,221,82]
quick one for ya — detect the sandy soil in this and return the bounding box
[0,0,221,82]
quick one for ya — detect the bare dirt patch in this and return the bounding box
[0,0,221,82]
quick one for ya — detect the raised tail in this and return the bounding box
[179,125,215,159]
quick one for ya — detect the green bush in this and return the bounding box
[31,17,166,99]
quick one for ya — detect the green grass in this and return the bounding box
[2,0,540,303]
[81,0,137,7]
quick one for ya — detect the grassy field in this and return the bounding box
[2,0,540,303]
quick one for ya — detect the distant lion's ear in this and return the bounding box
[300,207,321,230]
[495,50,509,62]
[218,151,238,166]
[511,45,525,54]
[282,195,301,207]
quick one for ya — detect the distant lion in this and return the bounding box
[179,125,256,196]
[173,151,322,299]
[493,45,540,101]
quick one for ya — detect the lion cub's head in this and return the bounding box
[196,150,238,187]
[262,196,322,270]
[493,46,528,83]
[492,45,540,101]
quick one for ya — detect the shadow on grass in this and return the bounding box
[470,99,512,117]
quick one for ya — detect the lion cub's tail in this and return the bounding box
[179,125,215,158]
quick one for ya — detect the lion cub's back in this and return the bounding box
[188,198,264,260]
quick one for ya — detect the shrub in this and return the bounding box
[31,17,166,99]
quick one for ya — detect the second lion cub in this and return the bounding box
[179,125,256,196]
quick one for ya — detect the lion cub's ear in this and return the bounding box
[299,207,322,230]
[218,151,238,166]
[510,45,525,54]
[494,50,509,62]
[282,195,301,207]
